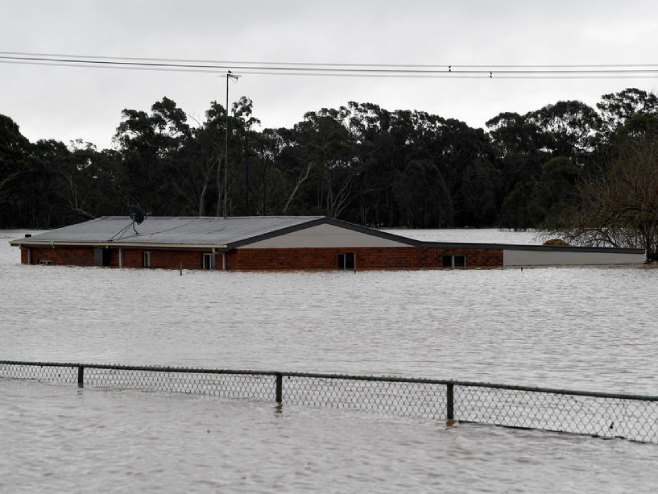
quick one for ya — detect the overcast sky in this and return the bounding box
[1,0,657,149]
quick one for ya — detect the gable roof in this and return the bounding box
[10,216,419,249]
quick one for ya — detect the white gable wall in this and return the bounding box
[243,223,409,249]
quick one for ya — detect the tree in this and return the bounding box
[527,100,602,158]
[0,115,32,226]
[172,101,225,216]
[114,97,190,214]
[303,110,358,217]
[0,115,29,192]
[486,111,545,158]
[533,157,581,226]
[60,141,122,220]
[430,118,499,226]
[552,115,658,261]
[273,109,358,217]
[394,159,453,227]
[4,87,657,231]
[226,96,262,216]
[498,181,544,230]
[597,88,658,135]
[486,111,547,222]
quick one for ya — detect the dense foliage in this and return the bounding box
[1,89,657,240]
[549,113,658,261]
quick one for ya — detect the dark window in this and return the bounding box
[94,247,112,267]
[337,252,356,270]
[203,253,215,270]
[442,255,466,269]
[143,251,152,268]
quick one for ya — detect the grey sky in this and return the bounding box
[1,0,657,149]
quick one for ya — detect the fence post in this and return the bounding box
[77,366,85,388]
[446,382,454,422]
[275,373,283,404]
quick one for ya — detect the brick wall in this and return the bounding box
[21,246,215,270]
[20,245,503,270]
[227,247,503,270]
[27,246,96,267]
[120,249,207,270]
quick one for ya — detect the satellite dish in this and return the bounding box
[128,205,146,225]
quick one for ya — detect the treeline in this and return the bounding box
[1,88,657,229]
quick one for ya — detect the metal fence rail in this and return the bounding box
[1,360,657,444]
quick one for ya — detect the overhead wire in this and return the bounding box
[1,51,658,79]
[2,50,658,69]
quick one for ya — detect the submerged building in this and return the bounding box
[9,216,645,270]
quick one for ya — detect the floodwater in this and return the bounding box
[2,379,657,493]
[1,228,657,492]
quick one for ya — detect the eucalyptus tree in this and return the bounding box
[488,102,600,229]
[226,96,262,216]
[394,158,453,227]
[526,100,602,159]
[275,108,358,217]
[51,140,122,222]
[597,88,658,136]
[343,102,400,226]
[486,111,548,202]
[426,117,499,227]
[114,97,191,215]
[170,101,225,216]
[24,139,73,227]
[0,115,31,226]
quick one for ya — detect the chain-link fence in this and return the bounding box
[283,374,448,420]
[1,360,657,444]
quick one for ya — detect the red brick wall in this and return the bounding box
[20,246,503,270]
[21,246,215,270]
[120,249,207,270]
[27,246,96,266]
[227,247,503,270]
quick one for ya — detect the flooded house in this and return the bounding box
[9,216,645,270]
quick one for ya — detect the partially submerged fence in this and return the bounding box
[1,360,657,444]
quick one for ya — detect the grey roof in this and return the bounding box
[10,216,644,254]
[11,216,326,248]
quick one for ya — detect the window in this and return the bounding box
[143,251,152,268]
[337,252,356,270]
[94,247,112,267]
[203,253,215,270]
[442,255,466,269]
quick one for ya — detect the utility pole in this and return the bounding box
[224,70,239,218]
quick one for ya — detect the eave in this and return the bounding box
[10,240,229,251]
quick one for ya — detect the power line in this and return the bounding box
[1,51,658,79]
[2,50,658,69]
